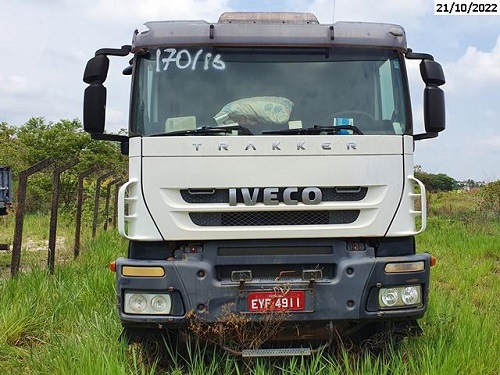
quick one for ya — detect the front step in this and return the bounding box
[241,347,312,358]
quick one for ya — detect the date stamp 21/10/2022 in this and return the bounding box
[434,0,498,15]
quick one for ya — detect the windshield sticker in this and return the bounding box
[156,48,226,72]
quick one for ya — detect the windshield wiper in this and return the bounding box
[262,125,363,135]
[151,124,253,137]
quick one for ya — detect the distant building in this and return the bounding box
[458,179,486,191]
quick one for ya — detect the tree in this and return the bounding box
[0,122,22,170]
[414,167,457,192]
[1,117,127,213]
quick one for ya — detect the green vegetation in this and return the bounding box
[0,190,498,374]
[0,214,94,277]
[0,118,126,214]
[0,235,132,374]
[414,165,457,192]
[1,120,498,373]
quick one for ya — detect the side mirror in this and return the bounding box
[83,83,106,134]
[420,59,445,86]
[83,55,110,134]
[82,47,130,145]
[83,55,110,84]
[424,85,445,134]
[414,59,446,140]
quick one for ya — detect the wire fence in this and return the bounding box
[0,159,125,277]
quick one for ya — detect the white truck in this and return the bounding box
[83,12,445,357]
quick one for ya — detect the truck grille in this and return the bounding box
[181,187,367,204]
[189,210,359,226]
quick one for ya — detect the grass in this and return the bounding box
[0,232,129,374]
[0,212,100,277]
[0,191,498,374]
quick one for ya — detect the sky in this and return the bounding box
[0,0,499,182]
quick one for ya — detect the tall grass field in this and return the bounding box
[0,191,498,374]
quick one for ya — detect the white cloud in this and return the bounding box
[480,109,496,118]
[479,135,500,150]
[88,0,233,25]
[0,75,76,125]
[0,76,43,98]
[105,107,128,130]
[444,35,500,93]
[302,0,429,27]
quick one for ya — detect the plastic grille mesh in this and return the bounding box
[189,210,359,226]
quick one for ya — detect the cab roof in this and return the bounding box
[131,12,406,52]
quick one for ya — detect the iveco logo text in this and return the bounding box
[229,187,322,206]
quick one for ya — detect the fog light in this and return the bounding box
[151,295,171,313]
[378,285,422,309]
[401,286,420,305]
[124,292,172,315]
[128,294,147,313]
[380,288,399,307]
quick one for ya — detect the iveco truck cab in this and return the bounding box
[83,12,445,356]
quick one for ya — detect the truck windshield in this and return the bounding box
[130,47,409,136]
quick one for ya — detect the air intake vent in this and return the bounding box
[190,210,359,226]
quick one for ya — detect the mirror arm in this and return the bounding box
[414,132,438,141]
[405,48,434,61]
[90,133,129,155]
[95,45,131,57]
[91,133,128,142]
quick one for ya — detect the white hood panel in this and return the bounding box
[125,136,414,240]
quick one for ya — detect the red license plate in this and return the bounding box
[247,291,305,312]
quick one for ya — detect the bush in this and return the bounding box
[0,117,127,214]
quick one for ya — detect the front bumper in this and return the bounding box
[115,240,431,328]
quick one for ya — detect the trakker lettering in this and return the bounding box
[229,187,322,206]
[191,140,348,152]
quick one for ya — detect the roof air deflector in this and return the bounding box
[218,12,319,24]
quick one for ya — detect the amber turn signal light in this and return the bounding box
[430,255,437,267]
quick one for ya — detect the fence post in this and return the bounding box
[92,171,113,239]
[11,158,55,277]
[47,159,79,274]
[73,166,99,259]
[103,178,123,231]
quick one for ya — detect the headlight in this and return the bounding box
[401,286,420,305]
[128,294,147,313]
[124,292,172,315]
[378,285,422,309]
[151,295,170,312]
[380,288,399,307]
